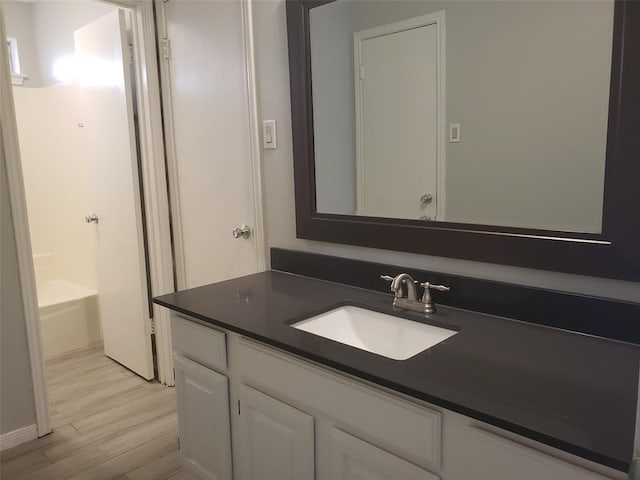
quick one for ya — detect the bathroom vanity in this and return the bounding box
[153,2,640,476]
[154,259,639,480]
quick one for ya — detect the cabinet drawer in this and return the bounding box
[327,428,439,480]
[237,339,442,469]
[171,315,227,371]
[461,427,612,480]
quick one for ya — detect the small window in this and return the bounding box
[7,37,20,75]
[7,37,26,85]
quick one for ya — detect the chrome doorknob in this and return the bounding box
[420,193,433,205]
[85,214,99,224]
[232,225,251,239]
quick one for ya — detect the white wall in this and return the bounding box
[309,0,612,233]
[12,84,97,291]
[6,0,116,290]
[3,1,42,86]
[0,136,37,436]
[4,0,115,87]
[252,0,640,303]
[32,0,115,86]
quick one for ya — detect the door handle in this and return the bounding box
[85,213,99,224]
[420,193,433,205]
[232,225,251,239]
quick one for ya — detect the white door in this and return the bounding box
[161,0,260,289]
[75,10,154,379]
[239,385,315,480]
[326,428,439,480]
[355,17,441,221]
[174,354,232,480]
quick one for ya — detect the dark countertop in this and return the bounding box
[155,270,640,472]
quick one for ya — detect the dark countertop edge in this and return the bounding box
[153,295,630,472]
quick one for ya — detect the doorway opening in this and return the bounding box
[4,0,161,439]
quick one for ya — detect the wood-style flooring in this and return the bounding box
[0,344,194,480]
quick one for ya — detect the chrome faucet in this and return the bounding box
[383,273,418,301]
[381,273,450,314]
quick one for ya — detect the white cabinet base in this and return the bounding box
[170,315,625,480]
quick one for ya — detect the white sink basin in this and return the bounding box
[291,306,457,360]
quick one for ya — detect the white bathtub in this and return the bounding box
[37,279,102,358]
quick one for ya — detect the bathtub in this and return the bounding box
[37,279,102,358]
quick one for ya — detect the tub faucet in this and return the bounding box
[381,273,450,315]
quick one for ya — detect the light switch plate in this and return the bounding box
[263,120,277,150]
[449,123,461,143]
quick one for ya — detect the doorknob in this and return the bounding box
[85,213,99,224]
[232,225,251,239]
[420,193,433,205]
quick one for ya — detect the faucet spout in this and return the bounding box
[390,273,418,301]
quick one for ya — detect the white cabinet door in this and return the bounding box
[239,384,314,480]
[174,354,232,480]
[326,427,439,480]
[459,427,612,480]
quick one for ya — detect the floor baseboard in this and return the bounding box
[0,424,38,451]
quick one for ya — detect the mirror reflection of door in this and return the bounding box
[354,13,444,221]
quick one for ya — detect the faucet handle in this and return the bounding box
[380,275,395,293]
[419,282,450,305]
[420,282,450,293]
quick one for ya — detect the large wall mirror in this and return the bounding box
[287,0,640,281]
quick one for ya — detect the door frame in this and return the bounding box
[155,0,267,291]
[0,0,176,438]
[353,11,446,220]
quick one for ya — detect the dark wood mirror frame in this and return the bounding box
[286,0,640,282]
